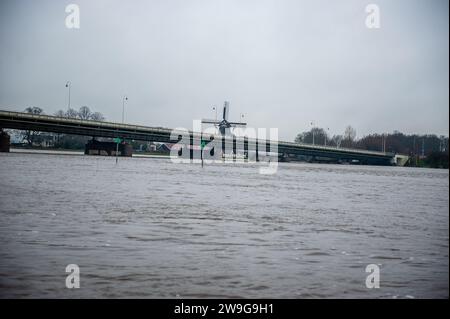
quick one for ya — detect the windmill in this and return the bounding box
[201,101,247,136]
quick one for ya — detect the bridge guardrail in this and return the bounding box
[0,109,393,158]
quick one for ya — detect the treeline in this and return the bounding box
[13,106,106,149]
[22,106,105,121]
[295,126,449,168]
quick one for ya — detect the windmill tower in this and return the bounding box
[201,101,247,136]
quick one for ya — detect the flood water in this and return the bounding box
[0,152,448,298]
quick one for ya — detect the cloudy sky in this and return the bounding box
[0,0,448,141]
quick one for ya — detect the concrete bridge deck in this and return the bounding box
[0,110,396,165]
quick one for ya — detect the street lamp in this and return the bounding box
[65,81,71,113]
[122,95,128,123]
[213,106,217,122]
[310,121,315,145]
[212,106,217,130]
[324,127,330,146]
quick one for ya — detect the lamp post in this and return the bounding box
[212,106,218,132]
[65,81,71,114]
[324,127,330,146]
[122,95,128,123]
[236,114,245,137]
[116,95,128,164]
[310,121,315,145]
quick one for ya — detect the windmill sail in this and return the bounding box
[201,119,218,124]
[223,101,230,121]
[201,101,247,136]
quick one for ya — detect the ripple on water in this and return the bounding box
[0,153,448,298]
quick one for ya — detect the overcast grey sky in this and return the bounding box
[0,0,448,141]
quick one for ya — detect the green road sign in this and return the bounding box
[113,137,122,143]
[201,140,206,149]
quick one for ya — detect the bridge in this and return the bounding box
[0,110,398,166]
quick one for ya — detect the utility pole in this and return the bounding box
[122,95,128,123]
[65,81,71,114]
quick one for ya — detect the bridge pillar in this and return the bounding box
[255,139,259,162]
[0,129,10,152]
[279,153,290,162]
[85,138,132,157]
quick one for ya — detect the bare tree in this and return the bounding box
[54,107,105,121]
[66,108,79,119]
[341,126,357,148]
[90,112,105,121]
[295,127,328,145]
[24,107,43,115]
[78,106,92,120]
[54,110,65,117]
[331,135,344,148]
[344,125,357,141]
[22,107,43,145]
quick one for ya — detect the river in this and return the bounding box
[0,152,448,298]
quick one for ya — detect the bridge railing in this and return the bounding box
[0,110,173,135]
[0,109,393,157]
[280,140,394,157]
